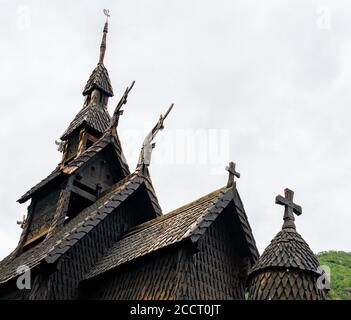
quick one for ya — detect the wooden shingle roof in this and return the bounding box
[247,188,326,300]
[248,228,321,278]
[60,103,111,140]
[84,186,259,280]
[0,170,159,285]
[17,168,62,204]
[18,129,129,204]
[247,227,325,300]
[83,63,114,97]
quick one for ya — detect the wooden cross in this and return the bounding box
[226,161,240,187]
[275,188,302,229]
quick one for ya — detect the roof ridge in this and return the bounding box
[182,188,233,241]
[120,186,228,239]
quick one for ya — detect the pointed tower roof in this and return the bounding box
[82,16,114,98]
[60,102,111,140]
[18,82,135,204]
[83,63,114,98]
[247,188,326,300]
[61,12,114,140]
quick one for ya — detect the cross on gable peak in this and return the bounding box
[226,161,240,188]
[275,187,302,230]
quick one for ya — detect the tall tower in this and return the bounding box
[60,15,114,163]
[13,14,131,255]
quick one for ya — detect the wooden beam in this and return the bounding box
[24,226,49,246]
[74,179,97,193]
[72,186,96,202]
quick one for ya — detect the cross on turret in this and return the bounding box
[275,188,302,230]
[226,161,240,188]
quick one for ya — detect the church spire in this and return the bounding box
[99,9,110,64]
[59,10,115,164]
[82,10,114,98]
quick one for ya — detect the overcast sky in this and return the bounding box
[0,0,350,260]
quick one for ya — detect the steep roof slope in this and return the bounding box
[85,186,259,280]
[0,169,159,285]
[60,102,111,140]
[247,188,326,300]
[83,63,114,97]
[249,228,320,277]
[18,129,129,204]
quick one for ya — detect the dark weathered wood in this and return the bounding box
[248,270,326,300]
[109,81,135,129]
[81,204,249,300]
[275,188,302,230]
[71,186,96,203]
[0,13,323,302]
[138,104,174,167]
[247,188,326,300]
[45,177,74,238]
[225,161,240,188]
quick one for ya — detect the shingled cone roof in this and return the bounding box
[61,21,113,140]
[82,19,113,98]
[247,188,326,300]
[60,101,112,140]
[248,229,320,276]
[82,63,114,98]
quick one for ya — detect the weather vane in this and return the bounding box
[103,9,110,21]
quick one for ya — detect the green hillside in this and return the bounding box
[317,251,351,300]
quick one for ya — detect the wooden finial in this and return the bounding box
[226,161,240,188]
[275,188,302,230]
[99,9,110,64]
[139,104,175,167]
[103,9,110,21]
[109,81,136,129]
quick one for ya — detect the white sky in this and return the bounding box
[0,0,350,260]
